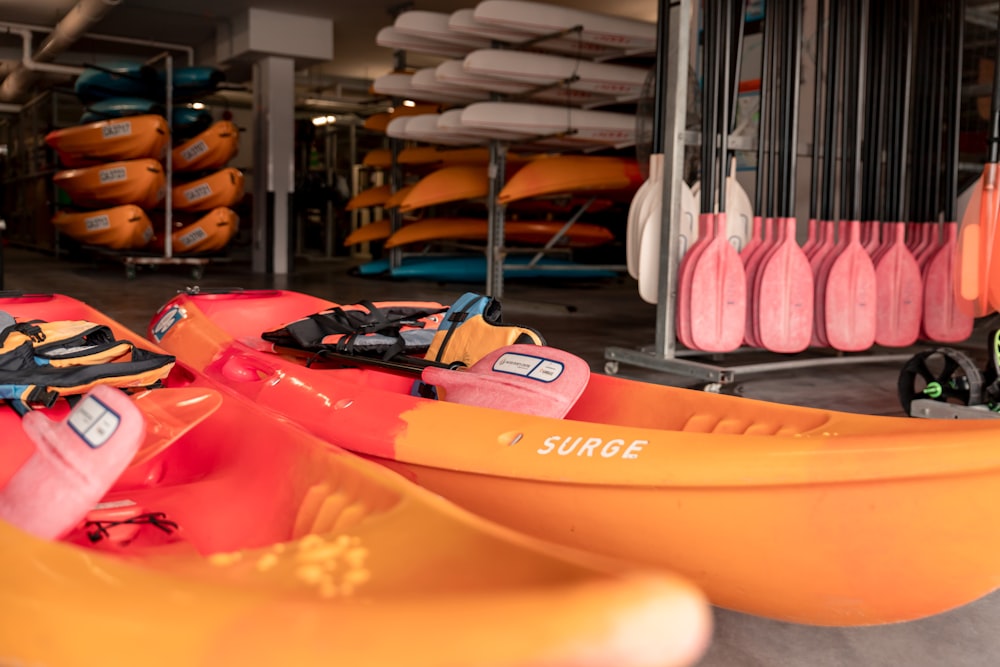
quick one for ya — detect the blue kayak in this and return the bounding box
[355,255,618,282]
[75,64,224,103]
[79,98,214,139]
[74,64,158,103]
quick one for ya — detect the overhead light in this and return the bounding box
[402,99,416,107]
[312,115,338,126]
[189,102,206,110]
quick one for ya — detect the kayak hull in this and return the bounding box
[0,292,711,667]
[45,114,170,168]
[172,167,245,213]
[152,288,1000,625]
[171,120,240,173]
[152,207,239,254]
[53,158,165,209]
[51,204,154,250]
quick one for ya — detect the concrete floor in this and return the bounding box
[4,244,999,666]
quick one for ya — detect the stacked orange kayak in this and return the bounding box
[51,205,154,250]
[45,114,169,168]
[53,158,165,209]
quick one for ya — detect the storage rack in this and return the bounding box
[602,0,914,387]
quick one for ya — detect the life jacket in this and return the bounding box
[426,292,544,368]
[0,316,176,407]
[261,300,449,359]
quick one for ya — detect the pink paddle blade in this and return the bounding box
[688,213,747,352]
[0,385,144,540]
[924,222,974,342]
[811,220,847,347]
[755,217,814,353]
[743,216,776,347]
[873,222,923,347]
[676,213,716,349]
[421,344,590,419]
[824,221,877,351]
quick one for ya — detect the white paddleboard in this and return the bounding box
[376,26,471,59]
[459,101,636,149]
[463,48,650,100]
[411,68,490,103]
[394,11,493,50]
[373,71,476,106]
[437,108,532,142]
[401,113,489,146]
[434,59,609,106]
[448,8,628,59]
[472,0,657,54]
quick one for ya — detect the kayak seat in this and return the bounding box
[421,344,590,418]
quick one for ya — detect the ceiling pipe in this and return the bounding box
[0,0,122,102]
[0,19,193,65]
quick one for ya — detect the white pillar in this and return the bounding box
[251,55,295,274]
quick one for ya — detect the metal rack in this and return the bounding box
[603,0,913,386]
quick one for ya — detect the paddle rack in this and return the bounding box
[603,0,914,389]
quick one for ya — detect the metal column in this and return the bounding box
[252,55,296,274]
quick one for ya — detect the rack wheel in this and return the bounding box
[603,361,619,375]
[125,264,137,280]
[191,266,205,280]
[897,347,984,416]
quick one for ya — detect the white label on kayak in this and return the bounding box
[99,166,128,183]
[537,435,646,460]
[181,140,208,163]
[68,395,121,448]
[185,183,212,202]
[179,226,207,247]
[102,121,132,138]
[84,214,111,231]
[151,304,185,342]
[492,352,563,383]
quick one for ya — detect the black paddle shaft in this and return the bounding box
[990,4,1000,163]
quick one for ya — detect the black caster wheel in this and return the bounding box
[897,347,984,416]
[603,361,619,376]
[125,264,137,280]
[192,266,205,280]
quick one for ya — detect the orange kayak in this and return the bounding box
[172,167,245,212]
[171,120,240,172]
[152,287,1000,626]
[346,184,392,211]
[399,165,489,212]
[51,205,154,249]
[499,155,645,204]
[344,219,392,246]
[362,148,392,168]
[384,217,615,248]
[151,207,239,254]
[0,292,711,667]
[53,158,165,209]
[363,103,441,133]
[45,114,169,168]
[383,184,415,209]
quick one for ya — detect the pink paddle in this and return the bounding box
[755,216,814,352]
[676,214,716,349]
[688,213,747,352]
[824,220,877,351]
[742,216,775,347]
[811,220,848,347]
[923,222,974,342]
[873,221,923,346]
